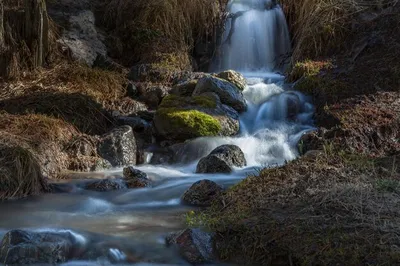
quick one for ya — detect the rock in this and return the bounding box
[85,179,127,192]
[137,84,172,109]
[193,76,247,113]
[126,81,138,98]
[118,97,148,116]
[116,116,150,132]
[128,64,178,83]
[217,70,247,91]
[196,145,246,174]
[181,180,223,207]
[170,80,198,97]
[298,130,324,155]
[166,228,215,264]
[153,94,240,141]
[98,126,137,167]
[123,166,151,188]
[58,10,107,66]
[0,230,79,265]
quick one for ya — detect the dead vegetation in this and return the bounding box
[96,0,228,69]
[280,0,399,62]
[191,147,400,265]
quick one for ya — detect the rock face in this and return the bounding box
[153,94,240,141]
[0,230,76,265]
[84,179,127,192]
[181,180,223,207]
[166,228,215,264]
[196,145,247,174]
[193,76,247,113]
[138,85,172,109]
[98,126,137,167]
[217,70,247,91]
[48,0,107,66]
[123,166,151,188]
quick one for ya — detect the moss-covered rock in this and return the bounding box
[153,94,240,141]
[154,108,221,140]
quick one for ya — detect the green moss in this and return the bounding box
[157,107,221,138]
[159,95,217,109]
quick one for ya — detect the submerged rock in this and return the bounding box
[181,180,223,207]
[0,230,77,264]
[153,94,239,141]
[85,179,127,192]
[196,145,247,174]
[193,76,247,113]
[217,70,247,91]
[166,228,215,264]
[98,126,137,167]
[123,166,151,188]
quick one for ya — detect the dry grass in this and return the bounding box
[97,0,228,67]
[280,0,398,62]
[191,147,400,265]
[0,63,127,134]
[0,139,49,200]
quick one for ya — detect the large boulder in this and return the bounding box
[0,230,81,265]
[137,84,172,109]
[196,145,247,174]
[217,70,247,91]
[166,228,215,264]
[153,94,240,141]
[181,180,223,207]
[193,76,247,113]
[98,126,137,167]
[170,79,198,97]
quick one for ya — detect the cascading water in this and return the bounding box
[212,0,291,73]
[0,1,314,265]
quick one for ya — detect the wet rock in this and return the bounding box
[217,70,247,91]
[181,180,223,207]
[48,183,77,193]
[0,230,77,265]
[98,126,137,167]
[196,145,247,174]
[298,130,324,155]
[193,76,247,113]
[85,179,127,192]
[166,228,215,264]
[123,166,151,188]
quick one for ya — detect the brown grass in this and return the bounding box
[0,140,49,200]
[191,147,400,265]
[280,0,398,62]
[97,0,228,67]
[0,63,127,134]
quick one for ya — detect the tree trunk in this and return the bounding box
[0,0,50,79]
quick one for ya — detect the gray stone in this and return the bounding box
[181,180,223,207]
[170,79,198,97]
[193,76,247,113]
[196,144,246,174]
[217,70,247,91]
[0,230,78,265]
[98,126,137,167]
[166,228,215,264]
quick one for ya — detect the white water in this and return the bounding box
[212,0,291,73]
[0,1,314,265]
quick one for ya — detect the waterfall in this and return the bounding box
[212,0,291,73]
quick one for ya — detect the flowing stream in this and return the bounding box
[0,1,314,265]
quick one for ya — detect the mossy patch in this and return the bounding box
[156,108,221,139]
[159,94,217,109]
